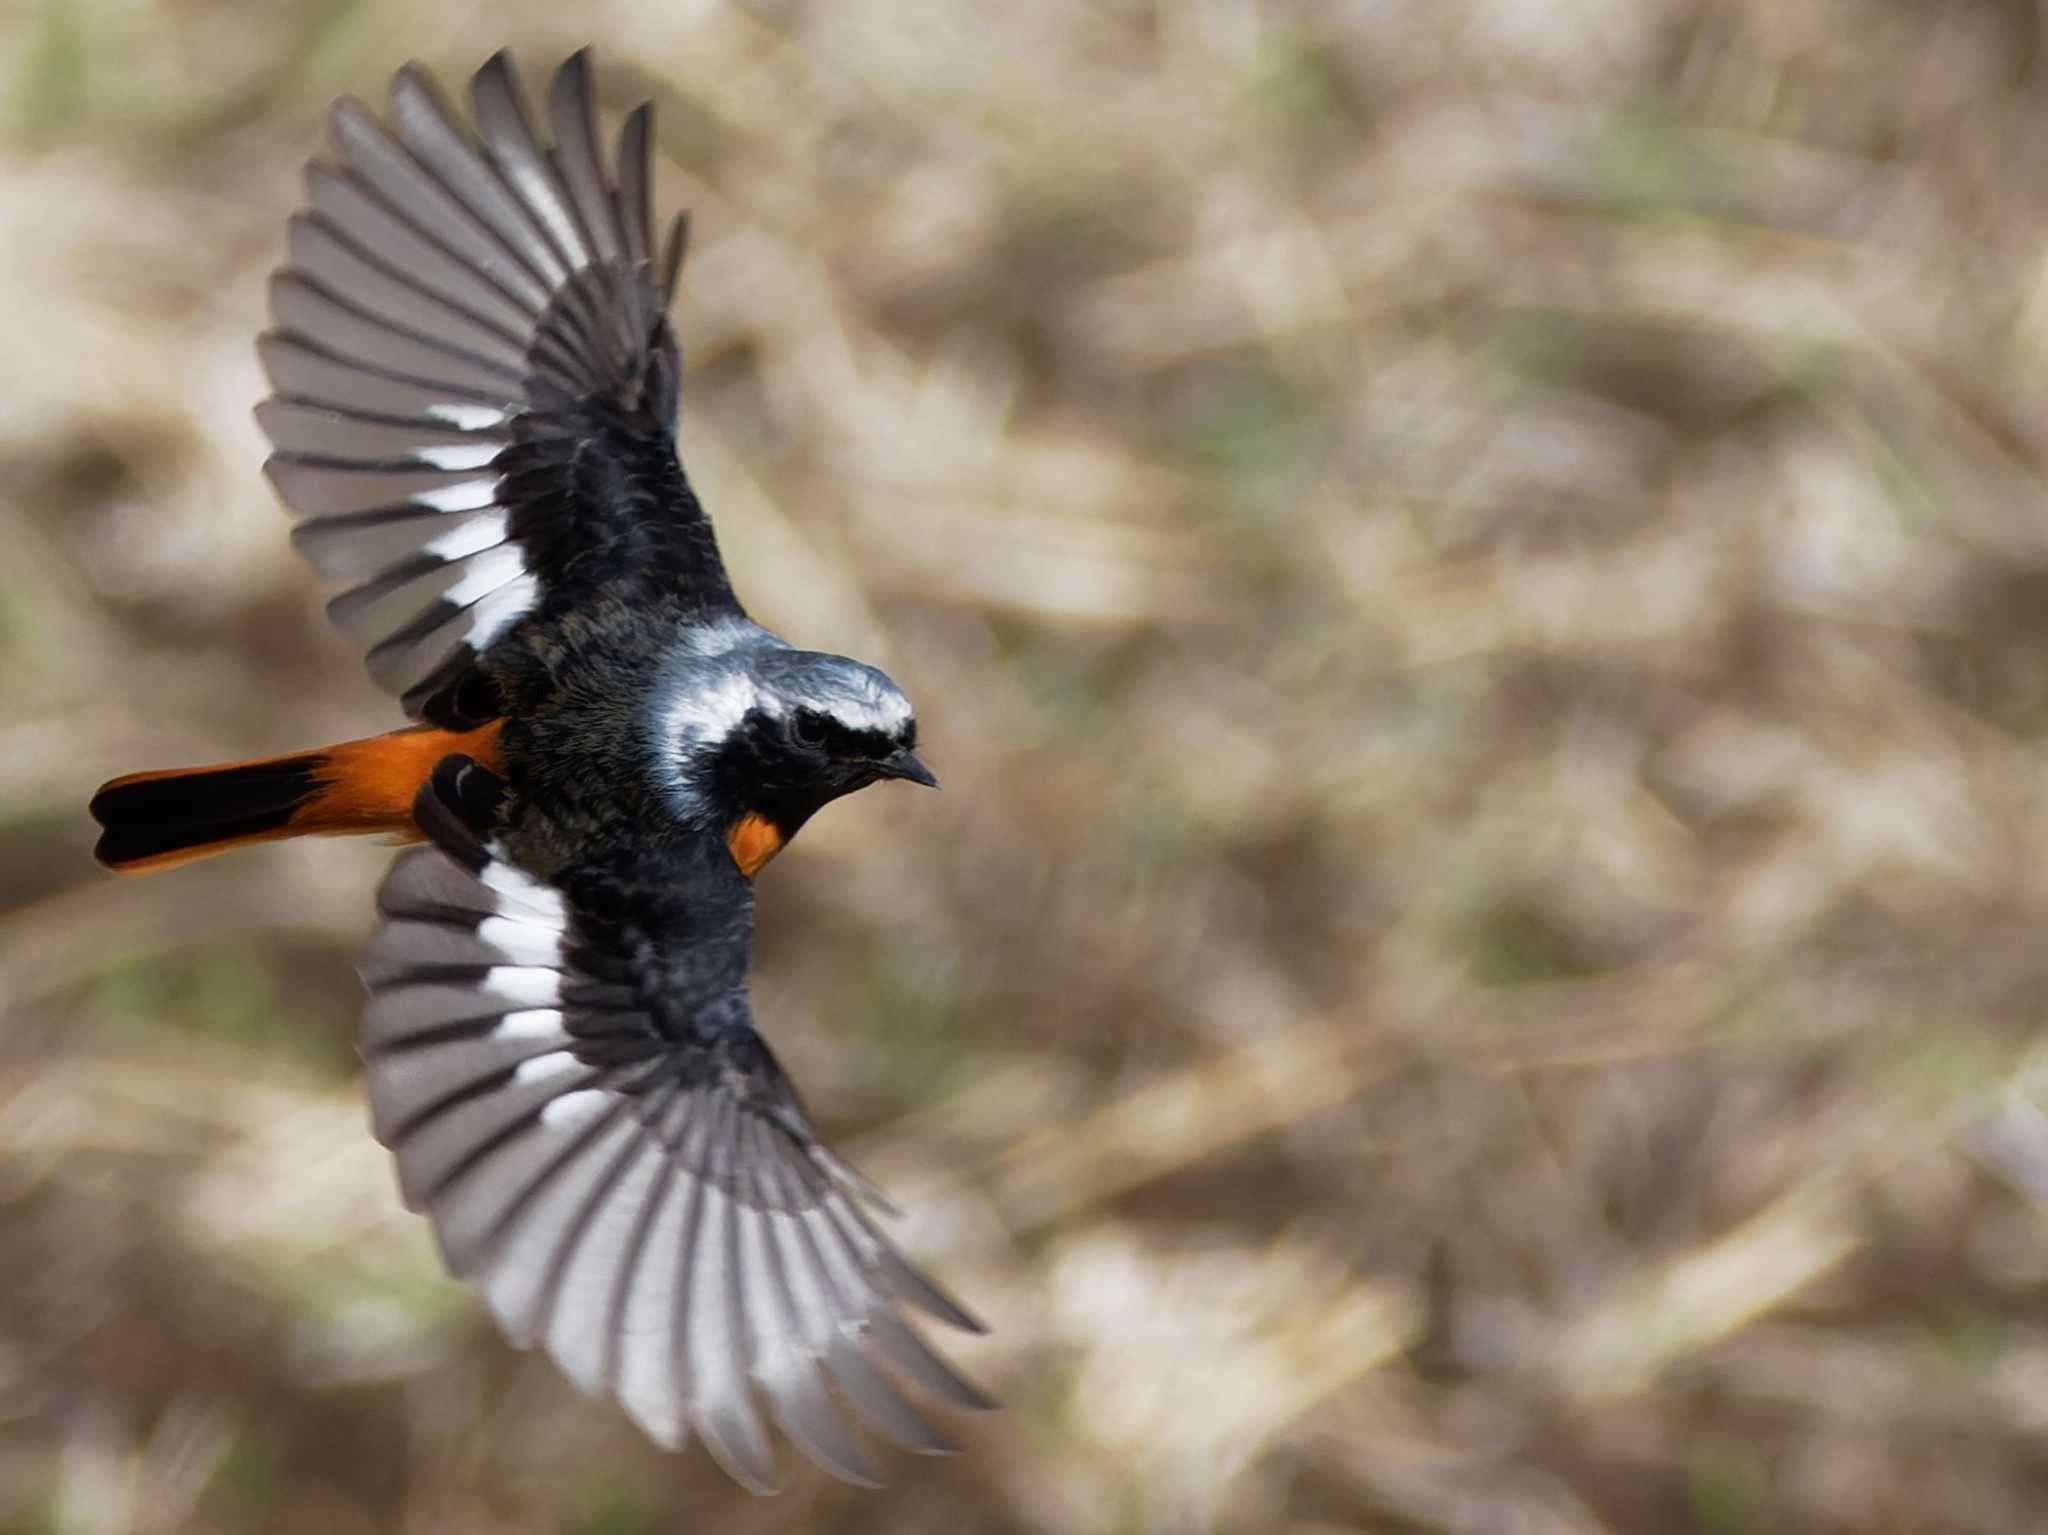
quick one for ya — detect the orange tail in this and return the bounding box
[90,722,503,875]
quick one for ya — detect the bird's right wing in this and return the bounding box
[357,759,990,1490]
[257,51,740,728]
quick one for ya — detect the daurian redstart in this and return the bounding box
[88,50,988,1491]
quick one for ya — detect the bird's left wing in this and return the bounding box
[358,761,990,1490]
[257,51,738,727]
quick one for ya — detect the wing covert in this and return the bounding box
[259,51,739,726]
[357,760,990,1490]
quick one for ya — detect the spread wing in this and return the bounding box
[358,760,990,1489]
[257,50,738,727]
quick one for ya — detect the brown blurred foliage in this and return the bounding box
[9,1,2048,1531]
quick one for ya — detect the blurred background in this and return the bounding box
[9,0,2048,1530]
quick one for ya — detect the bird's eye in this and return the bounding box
[790,710,828,749]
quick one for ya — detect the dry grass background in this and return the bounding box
[7,0,2048,1530]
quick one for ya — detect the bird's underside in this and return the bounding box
[87,48,987,1491]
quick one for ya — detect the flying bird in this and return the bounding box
[87,49,989,1491]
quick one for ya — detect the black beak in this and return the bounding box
[876,748,939,788]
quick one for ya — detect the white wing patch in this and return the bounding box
[496,1008,566,1039]
[483,966,561,1007]
[418,441,507,471]
[427,402,511,430]
[421,514,511,562]
[539,1088,613,1130]
[513,1050,585,1086]
[475,916,564,966]
[480,854,569,922]
[411,477,501,514]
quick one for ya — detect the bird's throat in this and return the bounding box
[725,810,788,879]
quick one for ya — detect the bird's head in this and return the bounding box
[656,640,935,874]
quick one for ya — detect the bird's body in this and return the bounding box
[86,49,985,1492]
